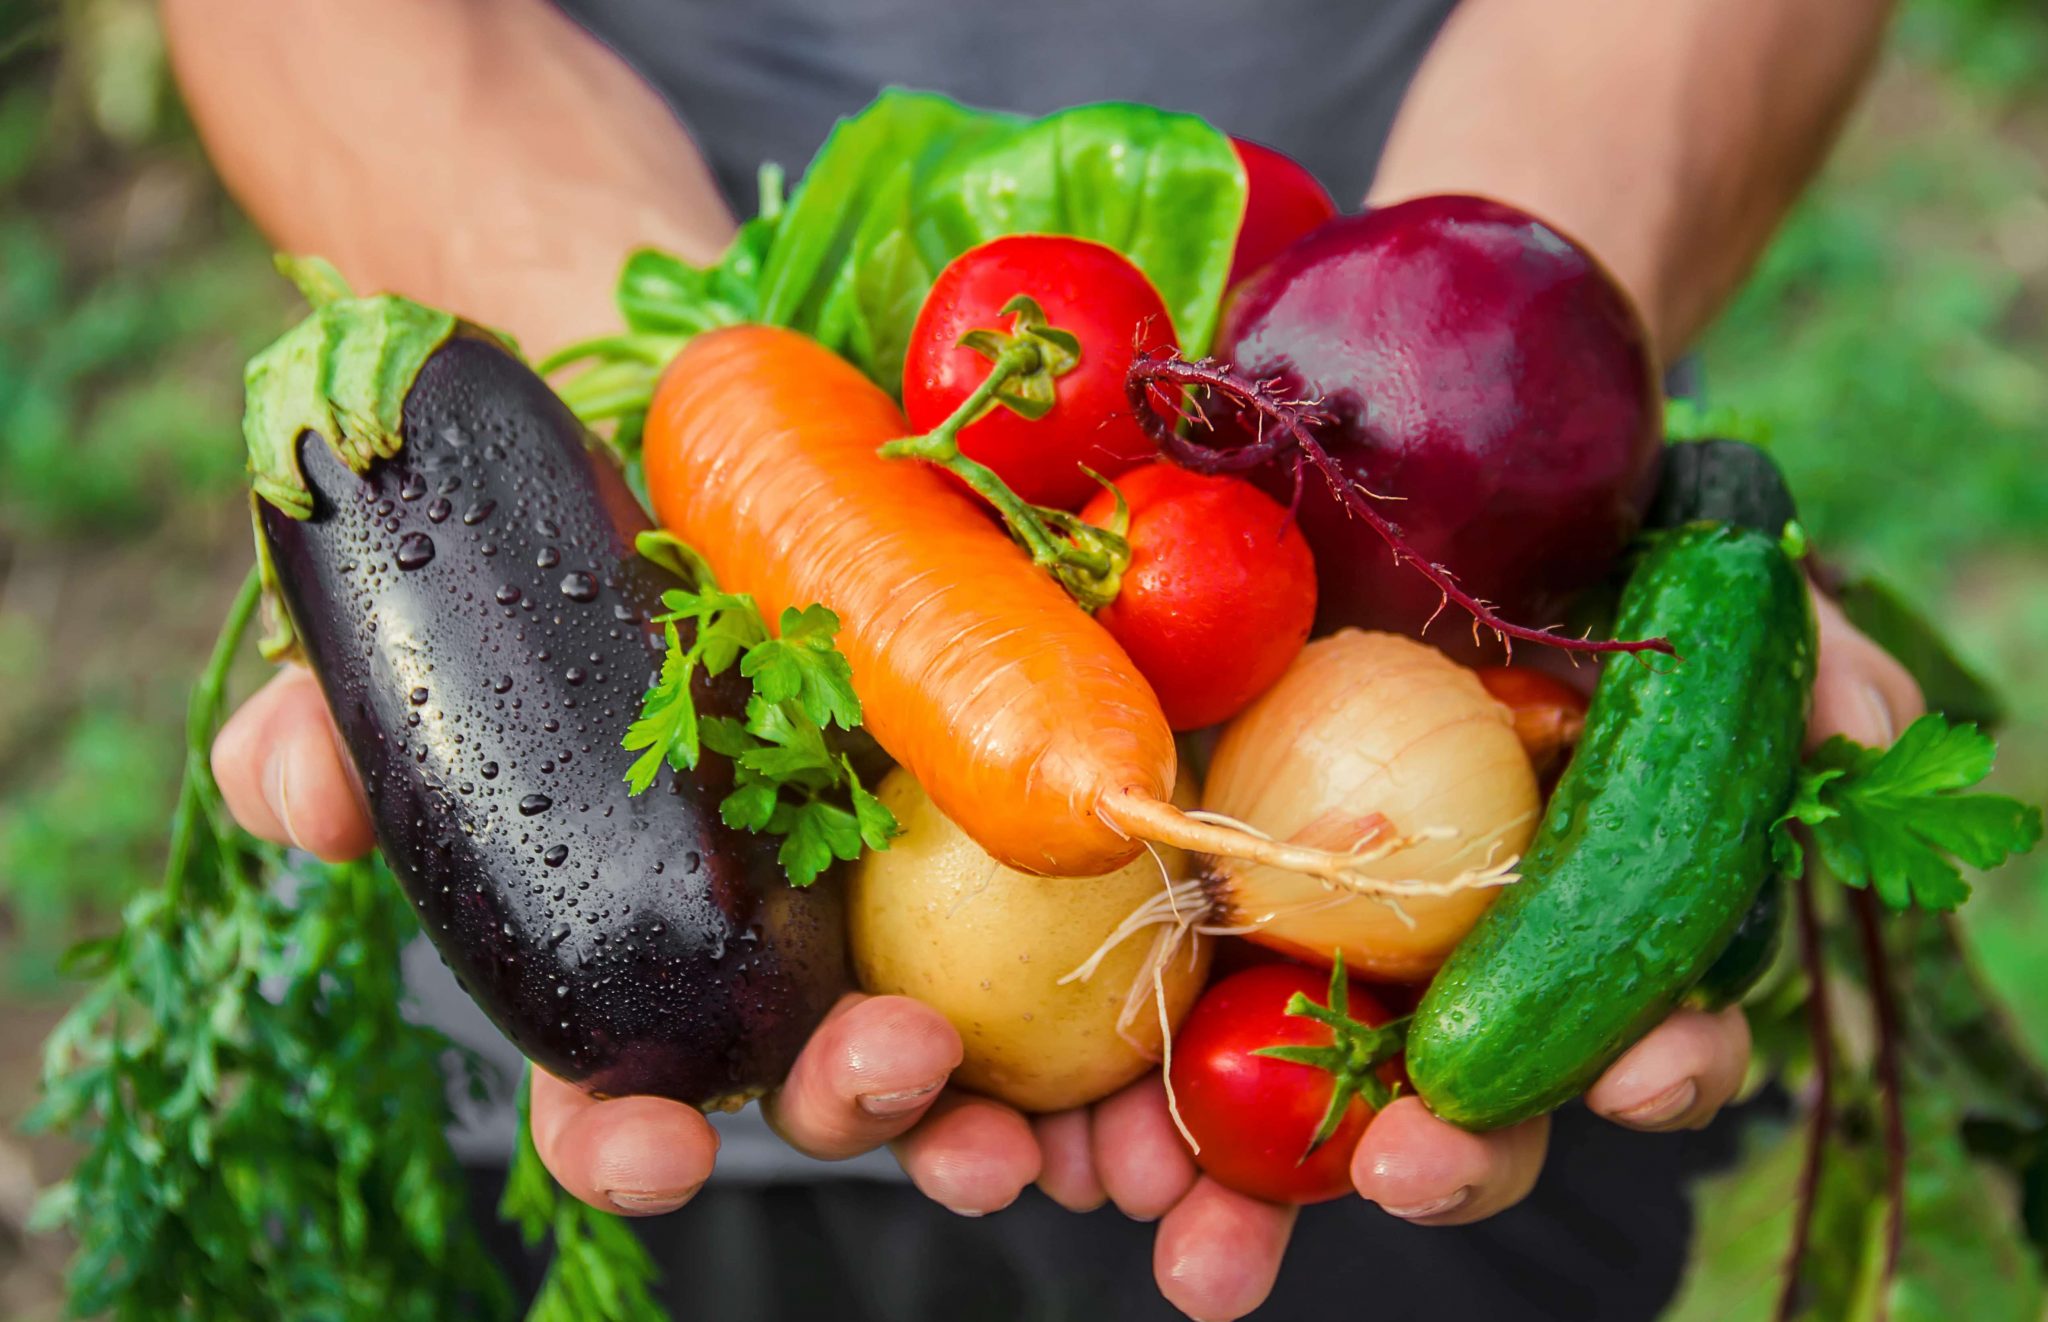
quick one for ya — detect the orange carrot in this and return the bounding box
[643,325,1437,887]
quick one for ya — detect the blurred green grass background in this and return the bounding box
[0,0,2043,1023]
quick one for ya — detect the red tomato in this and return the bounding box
[1169,961,1402,1205]
[1227,138,1340,289]
[1474,665,1590,780]
[1080,463,1315,730]
[903,235,1175,509]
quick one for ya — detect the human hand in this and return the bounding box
[1052,587,1927,1321]
[209,584,1924,1315]
[209,666,1007,1214]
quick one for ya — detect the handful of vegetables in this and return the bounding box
[34,89,2046,1320]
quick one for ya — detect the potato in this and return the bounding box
[850,768,1212,1113]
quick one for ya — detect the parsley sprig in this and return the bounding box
[622,534,896,885]
[1774,712,2043,911]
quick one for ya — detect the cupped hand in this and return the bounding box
[1075,587,1927,1321]
[209,665,1021,1216]
[210,583,1926,1319]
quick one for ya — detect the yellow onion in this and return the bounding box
[1199,630,1539,981]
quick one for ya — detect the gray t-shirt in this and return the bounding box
[555,0,1458,210]
[418,0,1459,1181]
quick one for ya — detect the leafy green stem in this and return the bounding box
[165,567,262,909]
[1779,868,1838,1322]
[622,533,896,885]
[1852,886,1907,1316]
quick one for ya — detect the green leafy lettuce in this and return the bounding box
[551,88,1246,427]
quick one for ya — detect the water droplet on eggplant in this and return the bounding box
[395,532,435,569]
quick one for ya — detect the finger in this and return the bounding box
[210,667,374,861]
[891,1090,1041,1216]
[1808,591,1925,750]
[1092,1074,1199,1222]
[529,1067,719,1216]
[1153,1177,1296,1322]
[1033,1108,1105,1212]
[761,993,962,1160]
[1585,1005,1751,1132]
[1352,1096,1549,1226]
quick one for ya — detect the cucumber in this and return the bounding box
[1407,523,1814,1130]
[1654,437,1799,1003]
[1688,869,1785,1011]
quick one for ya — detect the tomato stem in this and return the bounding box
[1123,349,1676,659]
[881,296,1130,611]
[1251,953,1409,1156]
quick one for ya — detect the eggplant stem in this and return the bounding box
[1125,351,1676,660]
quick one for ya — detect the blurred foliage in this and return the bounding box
[0,0,279,538]
[1699,4,2048,1058]
[0,0,285,989]
[1898,0,2048,95]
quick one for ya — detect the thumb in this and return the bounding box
[1807,588,1925,750]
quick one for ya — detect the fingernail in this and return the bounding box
[1856,682,1896,745]
[607,1185,699,1215]
[1380,1186,1470,1221]
[1616,1078,1699,1130]
[263,747,304,851]
[857,1078,944,1118]
[941,1205,986,1218]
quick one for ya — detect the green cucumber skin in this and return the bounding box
[1408,524,1815,1131]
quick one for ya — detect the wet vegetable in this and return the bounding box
[1410,524,1815,1129]
[246,266,848,1107]
[1079,462,1317,730]
[1225,137,1339,289]
[903,236,1175,509]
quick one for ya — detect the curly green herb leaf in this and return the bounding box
[623,546,895,884]
[1774,713,2043,911]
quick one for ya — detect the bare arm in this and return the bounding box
[161,0,735,357]
[1371,0,1892,355]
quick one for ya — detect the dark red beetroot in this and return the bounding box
[1226,139,1340,290]
[1212,195,1662,648]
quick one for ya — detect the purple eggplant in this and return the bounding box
[245,274,847,1108]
